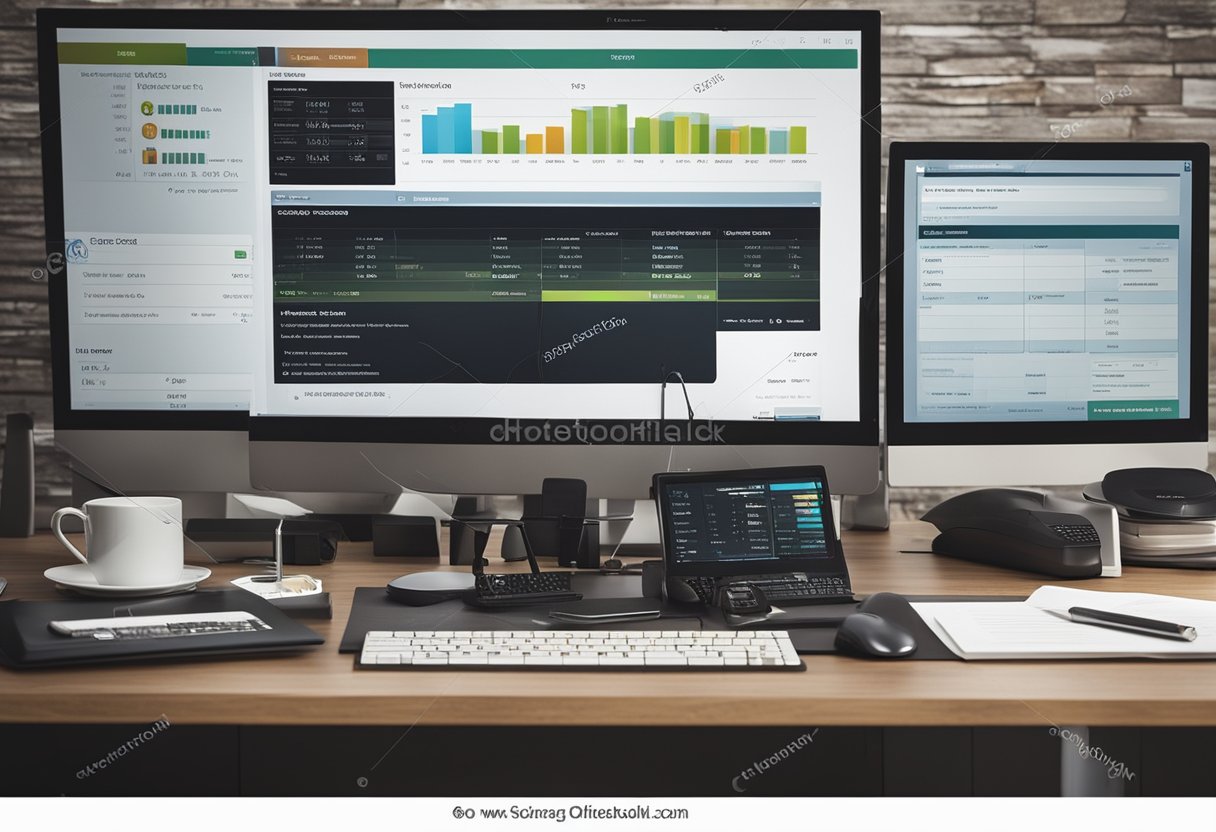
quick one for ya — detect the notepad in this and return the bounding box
[912,586,1216,660]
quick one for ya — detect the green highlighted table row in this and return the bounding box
[541,289,717,302]
[1088,400,1180,420]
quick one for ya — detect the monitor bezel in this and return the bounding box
[41,8,879,442]
[885,140,1210,449]
[33,6,880,444]
[38,8,875,442]
[652,465,847,578]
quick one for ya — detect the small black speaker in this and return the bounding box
[0,412,34,538]
[641,560,665,599]
[373,515,440,557]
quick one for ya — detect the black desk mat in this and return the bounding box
[0,590,324,668]
[339,574,1023,660]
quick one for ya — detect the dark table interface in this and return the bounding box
[665,479,831,565]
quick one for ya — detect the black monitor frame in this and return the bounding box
[40,8,880,446]
[885,141,1210,450]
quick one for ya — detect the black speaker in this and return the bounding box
[183,518,343,565]
[525,478,600,569]
[0,412,35,538]
[373,515,440,557]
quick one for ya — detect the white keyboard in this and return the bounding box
[358,629,804,671]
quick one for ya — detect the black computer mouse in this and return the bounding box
[834,612,917,658]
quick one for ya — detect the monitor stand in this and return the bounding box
[841,476,890,531]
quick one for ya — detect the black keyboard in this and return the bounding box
[737,574,852,605]
[465,572,582,608]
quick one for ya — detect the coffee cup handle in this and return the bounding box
[51,507,89,565]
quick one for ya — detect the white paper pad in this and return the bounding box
[912,586,1216,660]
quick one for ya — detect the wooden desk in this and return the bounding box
[2,522,1216,728]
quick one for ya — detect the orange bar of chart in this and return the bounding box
[545,125,564,153]
[729,130,741,154]
[525,133,544,154]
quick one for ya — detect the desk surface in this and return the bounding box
[2,522,1215,727]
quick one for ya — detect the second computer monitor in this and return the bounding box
[886,142,1209,487]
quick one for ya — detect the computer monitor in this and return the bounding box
[886,142,1209,488]
[239,9,883,500]
[38,9,255,500]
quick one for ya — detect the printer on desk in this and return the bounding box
[923,470,1216,578]
[922,489,1120,579]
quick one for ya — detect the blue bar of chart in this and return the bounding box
[453,103,472,153]
[421,102,474,154]
[421,115,438,154]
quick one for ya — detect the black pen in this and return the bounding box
[1050,606,1198,642]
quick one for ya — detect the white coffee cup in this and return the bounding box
[51,496,184,587]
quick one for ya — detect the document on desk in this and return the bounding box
[912,586,1216,660]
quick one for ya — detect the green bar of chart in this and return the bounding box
[716,128,732,154]
[695,115,710,155]
[571,109,587,154]
[659,116,675,154]
[790,126,807,154]
[502,125,521,154]
[611,105,628,154]
[635,117,651,154]
[750,126,767,154]
[592,107,609,154]
[482,130,499,153]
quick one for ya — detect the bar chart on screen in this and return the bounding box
[419,100,810,156]
[380,48,859,192]
[398,94,828,191]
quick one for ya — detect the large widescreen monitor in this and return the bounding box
[41,10,881,501]
[886,142,1209,487]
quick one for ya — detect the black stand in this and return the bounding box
[446,479,613,569]
[444,516,542,576]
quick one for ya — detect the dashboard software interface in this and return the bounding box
[902,157,1194,424]
[664,477,832,565]
[53,25,865,422]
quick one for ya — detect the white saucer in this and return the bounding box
[44,564,212,598]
